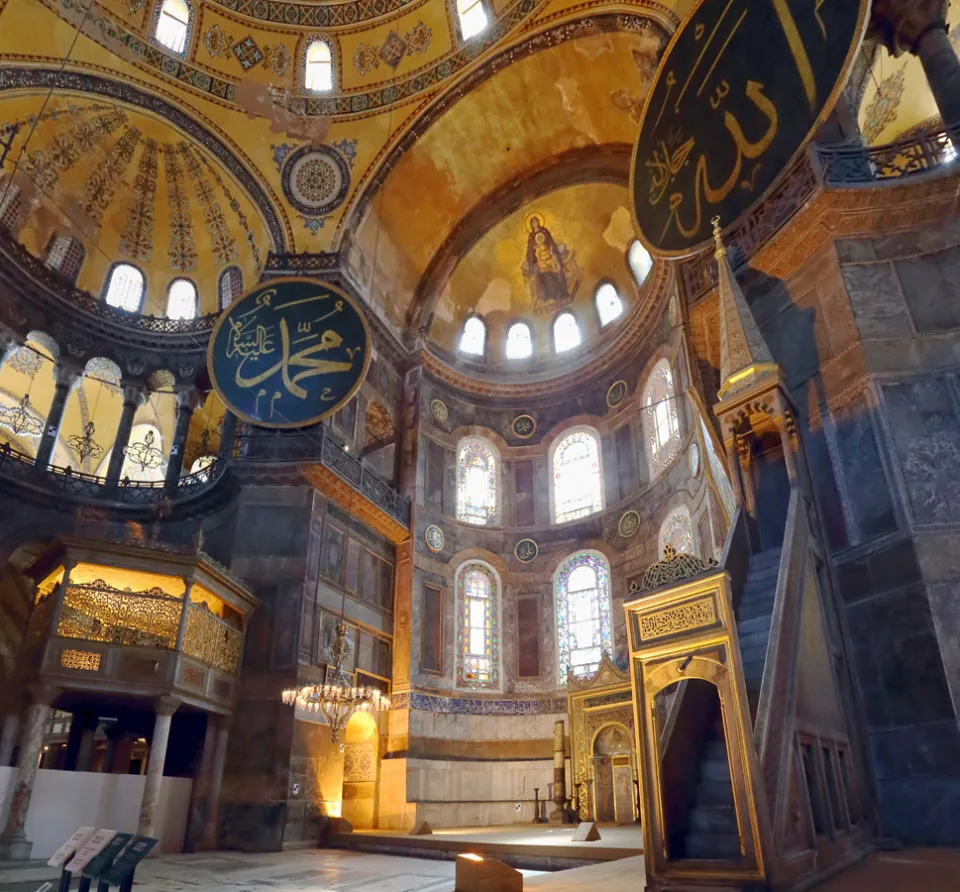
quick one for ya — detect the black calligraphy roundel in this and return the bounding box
[631,0,868,256]
[207,277,371,429]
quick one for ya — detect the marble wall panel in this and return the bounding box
[894,246,960,334]
[840,262,913,341]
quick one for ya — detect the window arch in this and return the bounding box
[103,263,145,313]
[188,454,217,482]
[595,282,623,327]
[551,427,603,523]
[97,424,167,483]
[459,316,486,356]
[154,0,192,54]
[166,278,198,320]
[304,38,335,93]
[505,321,532,359]
[659,506,695,557]
[455,0,489,41]
[455,561,501,690]
[628,239,653,287]
[553,311,581,353]
[0,182,22,232]
[643,358,681,476]
[45,235,85,282]
[555,551,612,681]
[218,266,243,310]
[457,438,498,525]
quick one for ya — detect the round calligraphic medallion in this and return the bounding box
[630,0,869,256]
[207,278,371,429]
[424,525,444,553]
[619,510,641,539]
[689,442,701,478]
[512,414,536,439]
[606,380,628,409]
[515,539,539,563]
[430,399,448,422]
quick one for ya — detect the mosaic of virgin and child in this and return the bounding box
[521,213,580,315]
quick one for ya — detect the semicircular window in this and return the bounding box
[505,321,533,359]
[459,316,486,357]
[595,282,623,327]
[553,312,581,353]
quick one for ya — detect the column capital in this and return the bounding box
[26,684,61,708]
[120,383,148,408]
[869,0,948,55]
[155,695,182,717]
[174,387,204,411]
[52,363,82,390]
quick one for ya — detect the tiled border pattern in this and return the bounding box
[394,690,567,715]
[0,66,287,252]
[209,0,423,29]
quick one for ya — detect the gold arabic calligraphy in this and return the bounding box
[644,0,831,242]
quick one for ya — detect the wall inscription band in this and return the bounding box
[637,595,718,641]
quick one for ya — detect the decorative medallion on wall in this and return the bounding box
[281,144,351,217]
[618,510,641,539]
[668,292,681,328]
[689,442,701,478]
[861,67,906,143]
[207,277,371,428]
[511,414,536,439]
[424,525,444,552]
[606,380,628,409]
[430,399,448,422]
[353,22,432,76]
[515,539,539,563]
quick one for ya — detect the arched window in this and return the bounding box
[552,428,603,523]
[45,235,85,282]
[455,561,501,690]
[659,506,695,557]
[628,239,653,287]
[457,438,497,525]
[0,182,22,232]
[218,266,243,310]
[459,316,486,356]
[188,454,216,482]
[103,263,145,312]
[553,312,581,353]
[505,321,532,359]
[304,39,334,92]
[455,0,489,40]
[155,0,191,54]
[555,552,612,681]
[166,278,198,320]
[643,358,681,475]
[97,424,167,483]
[595,282,623,327]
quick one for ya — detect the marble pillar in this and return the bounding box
[549,720,566,823]
[219,411,238,459]
[199,715,230,849]
[0,712,20,767]
[34,364,79,469]
[137,696,180,837]
[165,388,201,491]
[0,684,60,860]
[106,385,146,483]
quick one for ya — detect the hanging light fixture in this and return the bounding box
[0,394,44,438]
[280,587,390,741]
[66,421,104,463]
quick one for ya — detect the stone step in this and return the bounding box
[690,804,739,835]
[684,832,742,860]
[737,615,775,636]
[743,657,766,680]
[695,779,735,806]
[741,641,769,663]
[738,626,772,648]
[701,756,733,784]
[737,600,776,622]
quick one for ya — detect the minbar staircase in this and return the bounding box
[735,547,782,717]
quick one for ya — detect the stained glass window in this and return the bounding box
[553,312,581,353]
[628,240,653,286]
[460,316,486,356]
[456,562,500,689]
[456,0,488,40]
[304,39,334,92]
[552,429,602,523]
[155,0,191,53]
[505,322,533,359]
[595,283,623,327]
[104,263,145,313]
[643,358,681,476]
[457,438,497,525]
[659,506,695,557]
[556,552,612,681]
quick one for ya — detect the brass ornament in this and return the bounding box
[430,399,448,422]
[514,538,538,563]
[511,414,536,439]
[618,510,641,538]
[424,524,444,552]
[606,380,628,408]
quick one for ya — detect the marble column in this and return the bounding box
[106,384,146,483]
[0,712,20,767]
[165,388,202,491]
[137,696,180,837]
[0,684,60,859]
[218,411,237,459]
[199,715,230,849]
[34,364,80,469]
[549,720,566,823]
[870,0,960,128]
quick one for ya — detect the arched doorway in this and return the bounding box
[341,711,379,829]
[592,723,636,823]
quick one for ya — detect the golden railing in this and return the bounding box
[182,604,242,675]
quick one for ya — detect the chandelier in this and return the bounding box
[0,394,43,438]
[67,421,105,463]
[280,619,390,742]
[123,429,165,471]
